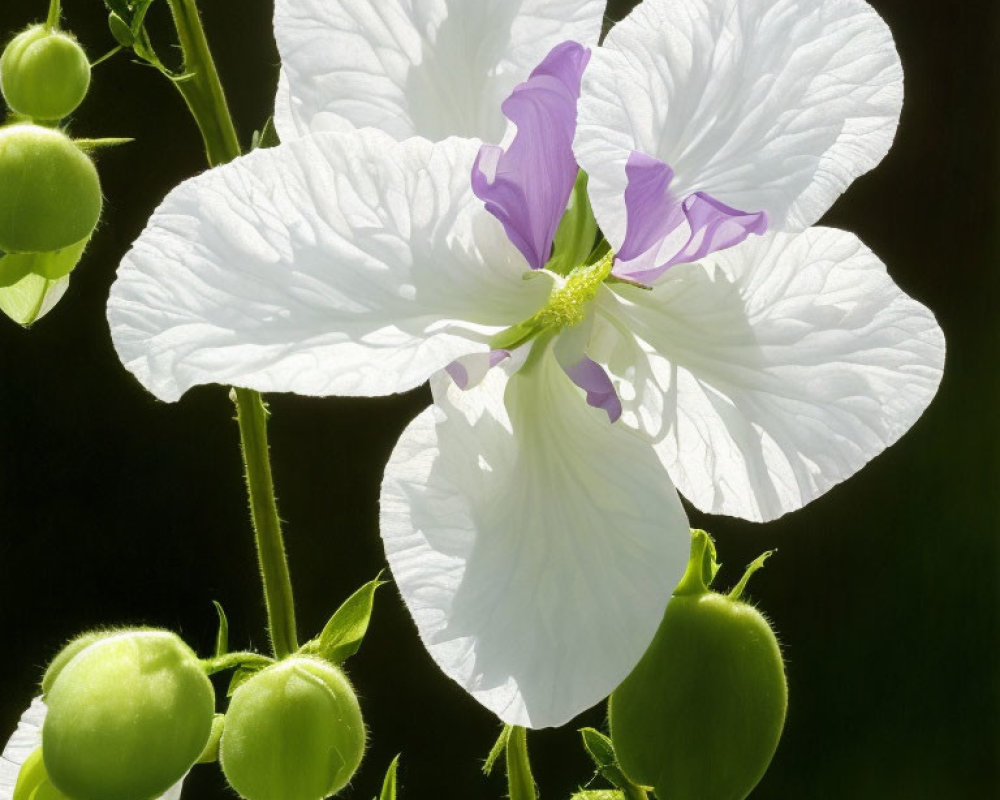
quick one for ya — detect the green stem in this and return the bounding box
[201,651,274,676]
[45,0,60,29]
[162,0,297,659]
[233,388,299,659]
[164,0,241,166]
[505,726,537,800]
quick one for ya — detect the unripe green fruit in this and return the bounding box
[0,124,101,254]
[42,629,215,800]
[610,533,787,800]
[1,26,91,120]
[221,657,365,800]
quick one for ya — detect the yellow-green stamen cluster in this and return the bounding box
[491,251,614,352]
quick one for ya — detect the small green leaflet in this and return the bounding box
[299,574,386,664]
[212,600,229,657]
[579,728,648,799]
[373,755,400,800]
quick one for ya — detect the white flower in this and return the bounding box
[107,0,944,728]
[0,699,185,800]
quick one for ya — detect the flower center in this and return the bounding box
[490,251,613,351]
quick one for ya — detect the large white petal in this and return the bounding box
[108,132,548,402]
[381,350,690,728]
[598,227,944,522]
[575,0,903,246]
[273,0,606,142]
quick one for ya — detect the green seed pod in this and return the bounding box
[220,656,366,800]
[0,124,101,254]
[610,531,787,800]
[42,629,215,800]
[1,25,91,120]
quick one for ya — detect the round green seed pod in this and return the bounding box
[42,629,215,800]
[0,124,101,254]
[1,26,91,120]
[221,657,366,800]
[610,572,787,800]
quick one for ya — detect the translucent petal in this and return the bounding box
[108,131,548,402]
[598,228,945,522]
[575,0,903,246]
[381,352,690,727]
[274,0,606,142]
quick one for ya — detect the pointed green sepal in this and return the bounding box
[673,529,721,597]
[374,755,400,800]
[212,600,229,657]
[489,314,548,352]
[73,137,135,153]
[728,549,776,602]
[579,729,648,800]
[196,714,225,764]
[299,574,386,665]
[546,170,599,277]
[483,724,511,776]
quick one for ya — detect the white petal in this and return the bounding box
[599,227,944,522]
[575,0,903,246]
[108,131,548,402]
[381,350,690,728]
[273,0,606,142]
[0,697,44,795]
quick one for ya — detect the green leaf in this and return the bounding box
[0,271,70,326]
[545,170,599,276]
[129,0,157,37]
[212,601,229,657]
[299,574,386,664]
[579,729,648,799]
[374,755,400,800]
[108,13,135,47]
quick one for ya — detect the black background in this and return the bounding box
[0,1,997,798]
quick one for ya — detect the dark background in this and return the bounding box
[0,1,997,798]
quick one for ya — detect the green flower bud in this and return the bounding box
[0,124,101,254]
[42,629,215,800]
[1,26,91,120]
[610,531,787,800]
[40,630,112,695]
[220,656,365,800]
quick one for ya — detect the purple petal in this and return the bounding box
[472,41,591,270]
[445,349,511,390]
[561,356,622,423]
[613,151,768,285]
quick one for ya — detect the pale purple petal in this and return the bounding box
[561,356,622,423]
[472,41,591,270]
[445,349,511,390]
[613,151,767,285]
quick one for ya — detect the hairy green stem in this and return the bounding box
[164,0,298,659]
[164,0,240,166]
[233,388,299,659]
[45,0,61,29]
[506,726,537,800]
